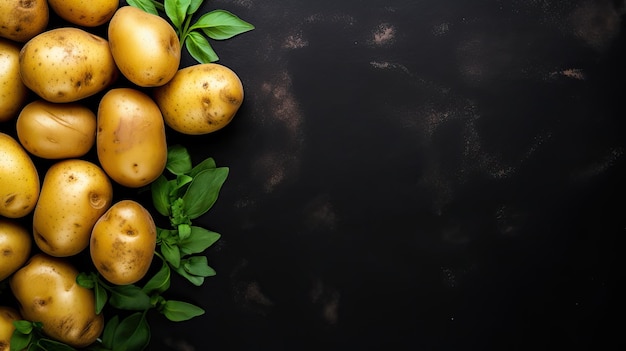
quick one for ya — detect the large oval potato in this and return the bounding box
[0,38,29,122]
[16,100,97,159]
[153,63,244,135]
[108,6,180,87]
[0,132,40,219]
[97,88,167,188]
[0,0,49,43]
[90,200,157,285]
[19,27,118,103]
[10,254,104,348]
[0,219,32,281]
[48,0,119,27]
[0,306,21,351]
[32,159,113,257]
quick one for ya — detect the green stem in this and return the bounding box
[178,15,194,50]
[151,0,165,12]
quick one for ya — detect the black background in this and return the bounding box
[3,0,626,350]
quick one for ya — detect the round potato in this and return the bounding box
[48,0,119,27]
[19,27,118,103]
[108,6,180,87]
[153,63,244,135]
[0,38,29,122]
[97,88,167,188]
[10,254,104,348]
[32,159,113,257]
[16,100,97,159]
[0,132,40,219]
[0,0,49,43]
[0,219,32,281]
[90,200,157,285]
[0,306,21,351]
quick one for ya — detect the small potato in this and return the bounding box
[108,6,180,87]
[0,306,21,351]
[0,0,49,43]
[0,219,32,281]
[48,0,119,27]
[154,63,244,135]
[0,132,40,219]
[90,200,157,285]
[0,38,29,122]
[33,159,113,257]
[19,27,118,103]
[16,100,96,159]
[97,88,167,188]
[10,254,104,348]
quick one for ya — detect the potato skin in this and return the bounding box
[48,0,119,27]
[0,219,32,281]
[90,200,157,285]
[0,38,29,122]
[19,27,118,103]
[0,132,40,219]
[97,88,167,188]
[108,6,180,87]
[9,254,104,348]
[0,0,49,43]
[0,306,21,351]
[17,100,97,159]
[154,63,244,135]
[33,159,113,257]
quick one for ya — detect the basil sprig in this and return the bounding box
[126,0,254,63]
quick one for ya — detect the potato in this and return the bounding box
[19,27,118,103]
[97,88,167,188]
[0,306,21,351]
[0,38,29,122]
[16,100,96,159]
[153,63,244,135]
[0,219,32,282]
[0,132,40,219]
[90,200,157,285]
[9,254,104,348]
[32,159,113,257]
[0,0,49,43]
[108,6,181,87]
[48,0,119,27]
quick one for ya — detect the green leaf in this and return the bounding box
[151,175,171,217]
[189,157,216,178]
[10,330,32,351]
[112,312,150,351]
[13,320,35,334]
[182,256,216,277]
[187,0,203,15]
[161,240,181,268]
[164,0,191,29]
[182,167,229,219]
[108,285,152,311]
[166,145,192,175]
[94,282,108,315]
[101,315,120,349]
[185,31,219,63]
[34,338,79,351]
[191,10,255,40]
[142,259,171,295]
[179,226,221,255]
[161,300,205,322]
[171,175,193,197]
[172,265,205,286]
[76,272,95,289]
[126,0,159,15]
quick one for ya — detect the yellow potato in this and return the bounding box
[97,88,167,188]
[153,63,244,135]
[90,200,157,285]
[0,306,21,350]
[0,219,32,281]
[0,38,29,122]
[19,27,118,103]
[0,132,40,219]
[16,100,97,159]
[0,0,49,43]
[108,6,181,87]
[32,159,113,257]
[10,254,104,348]
[48,0,119,27]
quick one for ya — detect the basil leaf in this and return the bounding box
[172,265,205,286]
[161,240,181,268]
[191,10,255,40]
[182,167,229,219]
[101,315,119,349]
[166,145,192,175]
[12,320,34,334]
[94,282,108,315]
[178,223,192,240]
[189,157,216,178]
[142,259,171,295]
[187,0,203,15]
[185,31,219,63]
[10,328,32,351]
[182,256,216,277]
[179,226,220,255]
[171,175,193,197]
[108,285,152,311]
[151,175,171,216]
[164,0,191,30]
[126,0,159,15]
[113,312,150,351]
[35,338,78,351]
[76,272,95,289]
[161,300,205,322]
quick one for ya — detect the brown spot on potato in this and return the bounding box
[89,192,107,209]
[19,0,36,9]
[3,193,15,206]
[34,296,52,310]
[0,341,8,351]
[2,248,12,256]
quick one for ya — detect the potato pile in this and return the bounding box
[0,0,245,348]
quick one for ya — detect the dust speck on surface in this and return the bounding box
[432,22,451,36]
[310,279,340,325]
[369,23,396,46]
[283,30,308,49]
